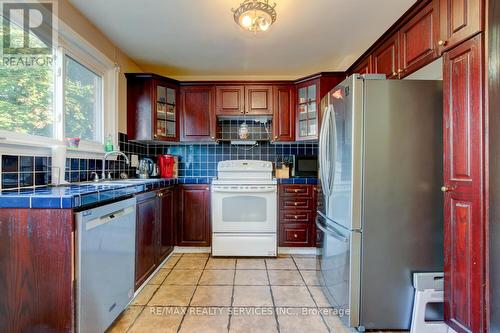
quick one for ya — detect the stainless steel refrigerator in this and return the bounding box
[316,74,444,331]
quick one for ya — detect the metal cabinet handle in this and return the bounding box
[438,40,447,46]
[392,72,397,77]
[294,215,298,219]
[294,189,299,193]
[293,234,298,238]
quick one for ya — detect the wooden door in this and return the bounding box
[372,32,400,79]
[180,86,216,141]
[177,185,211,246]
[272,85,295,141]
[440,0,482,51]
[399,0,439,77]
[135,192,158,289]
[157,187,175,262]
[245,85,273,115]
[216,85,245,115]
[443,34,484,333]
[351,55,372,75]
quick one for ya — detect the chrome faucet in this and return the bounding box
[102,151,130,180]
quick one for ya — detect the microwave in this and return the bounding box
[292,155,318,177]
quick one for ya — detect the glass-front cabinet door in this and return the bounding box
[155,82,177,141]
[297,80,319,140]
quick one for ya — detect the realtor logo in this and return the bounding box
[1,1,54,55]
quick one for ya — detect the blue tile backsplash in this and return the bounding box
[0,132,317,190]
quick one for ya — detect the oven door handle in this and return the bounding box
[212,187,276,193]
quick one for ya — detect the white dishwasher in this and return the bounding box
[75,197,136,333]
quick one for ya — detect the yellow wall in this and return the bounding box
[57,0,142,133]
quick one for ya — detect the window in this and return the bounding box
[0,14,55,138]
[0,12,117,155]
[64,56,103,142]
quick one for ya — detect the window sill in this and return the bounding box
[0,135,112,159]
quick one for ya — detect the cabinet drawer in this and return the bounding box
[279,185,313,198]
[280,198,313,210]
[280,210,314,223]
[279,224,310,246]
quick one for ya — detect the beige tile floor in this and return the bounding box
[107,253,402,333]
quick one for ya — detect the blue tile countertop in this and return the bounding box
[277,177,318,185]
[0,177,213,209]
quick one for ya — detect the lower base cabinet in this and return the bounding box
[135,191,159,289]
[177,185,211,246]
[135,187,175,289]
[278,184,317,247]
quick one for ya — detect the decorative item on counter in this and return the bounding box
[65,137,80,148]
[104,134,114,152]
[275,161,290,179]
[238,121,250,139]
[51,145,69,186]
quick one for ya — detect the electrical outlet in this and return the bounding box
[130,154,139,167]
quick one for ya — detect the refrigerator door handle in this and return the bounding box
[319,105,332,197]
[316,218,349,243]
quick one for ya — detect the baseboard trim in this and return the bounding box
[278,247,319,255]
[174,246,212,253]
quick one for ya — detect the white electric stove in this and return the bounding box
[211,160,277,257]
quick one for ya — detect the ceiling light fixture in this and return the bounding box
[232,0,277,33]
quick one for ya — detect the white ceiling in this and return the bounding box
[69,0,417,80]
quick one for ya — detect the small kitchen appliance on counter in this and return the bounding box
[292,155,318,177]
[211,160,277,257]
[158,154,178,178]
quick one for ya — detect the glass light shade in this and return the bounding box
[233,0,276,33]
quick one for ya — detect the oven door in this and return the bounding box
[211,185,277,233]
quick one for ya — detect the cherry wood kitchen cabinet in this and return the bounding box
[245,85,273,115]
[180,85,216,141]
[177,185,211,246]
[216,85,245,115]
[216,84,273,116]
[295,74,344,141]
[0,209,74,333]
[372,32,400,79]
[399,0,440,77]
[157,187,175,263]
[443,34,485,333]
[296,79,320,141]
[439,0,482,51]
[135,191,158,289]
[126,73,179,141]
[272,85,295,142]
[278,184,317,247]
[350,55,372,75]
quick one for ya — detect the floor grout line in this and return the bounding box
[125,253,184,333]
[264,259,281,333]
[227,260,237,332]
[292,256,332,333]
[176,255,210,333]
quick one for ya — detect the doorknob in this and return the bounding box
[441,186,452,192]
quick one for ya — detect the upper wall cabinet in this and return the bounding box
[216,85,245,115]
[272,85,295,142]
[216,85,273,116]
[180,85,216,142]
[399,0,440,76]
[351,55,372,75]
[126,74,179,141]
[372,33,400,79]
[439,0,482,51]
[245,85,273,115]
[296,79,319,141]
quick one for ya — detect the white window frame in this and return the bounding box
[0,20,119,158]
